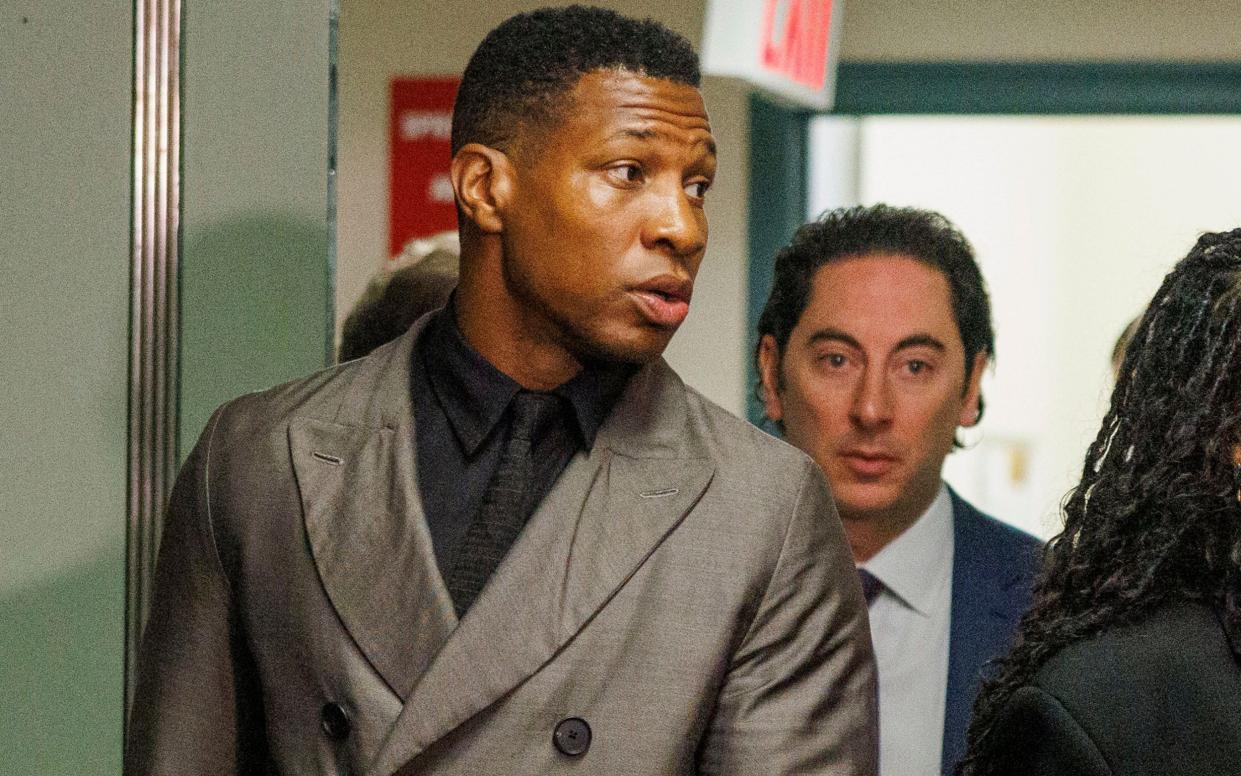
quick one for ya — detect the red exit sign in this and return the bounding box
[702,0,841,109]
[760,0,834,91]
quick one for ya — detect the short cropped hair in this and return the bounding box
[337,233,459,363]
[757,204,994,426]
[451,5,700,154]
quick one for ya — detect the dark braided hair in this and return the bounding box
[958,229,1241,775]
[451,5,700,155]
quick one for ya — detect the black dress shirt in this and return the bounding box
[412,304,634,578]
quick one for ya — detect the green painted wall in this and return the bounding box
[179,1,334,455]
[833,62,1241,115]
[0,4,131,771]
[746,95,808,425]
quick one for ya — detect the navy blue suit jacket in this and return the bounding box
[940,488,1043,774]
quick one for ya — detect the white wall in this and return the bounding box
[337,0,751,414]
[848,116,1241,537]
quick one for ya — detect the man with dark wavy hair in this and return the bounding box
[757,204,1040,776]
[127,7,876,775]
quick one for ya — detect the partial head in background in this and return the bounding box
[756,204,992,553]
[337,231,459,362]
[1109,313,1142,380]
[449,5,716,388]
[960,229,1241,774]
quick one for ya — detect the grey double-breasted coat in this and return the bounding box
[126,318,878,775]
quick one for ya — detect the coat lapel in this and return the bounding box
[290,319,457,701]
[941,490,1030,774]
[368,361,715,776]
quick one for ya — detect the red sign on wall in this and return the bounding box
[702,0,840,109]
[760,0,833,91]
[389,78,459,258]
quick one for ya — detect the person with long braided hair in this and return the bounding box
[958,229,1241,775]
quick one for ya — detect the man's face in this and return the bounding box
[759,254,985,527]
[497,69,716,364]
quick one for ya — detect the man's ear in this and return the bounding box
[450,143,514,235]
[757,335,785,423]
[959,351,988,428]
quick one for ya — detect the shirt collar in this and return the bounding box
[419,301,633,456]
[860,484,954,617]
[420,302,519,455]
[553,356,635,449]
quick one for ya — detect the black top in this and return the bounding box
[979,600,1241,775]
[411,304,633,577]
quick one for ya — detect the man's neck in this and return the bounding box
[455,261,582,391]
[842,484,943,564]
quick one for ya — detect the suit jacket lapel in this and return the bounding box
[369,360,714,776]
[290,319,457,701]
[942,490,1020,774]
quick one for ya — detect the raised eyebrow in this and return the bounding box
[805,328,862,351]
[607,128,660,142]
[604,129,718,157]
[894,334,947,353]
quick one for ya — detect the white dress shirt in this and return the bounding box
[860,485,954,776]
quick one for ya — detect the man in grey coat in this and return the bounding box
[126,7,877,775]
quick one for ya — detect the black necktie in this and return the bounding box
[857,568,884,606]
[445,391,561,617]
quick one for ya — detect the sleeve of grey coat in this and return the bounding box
[124,405,268,774]
[699,460,878,775]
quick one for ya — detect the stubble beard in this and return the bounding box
[503,261,673,368]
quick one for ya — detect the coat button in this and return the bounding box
[321,702,351,740]
[553,717,591,756]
